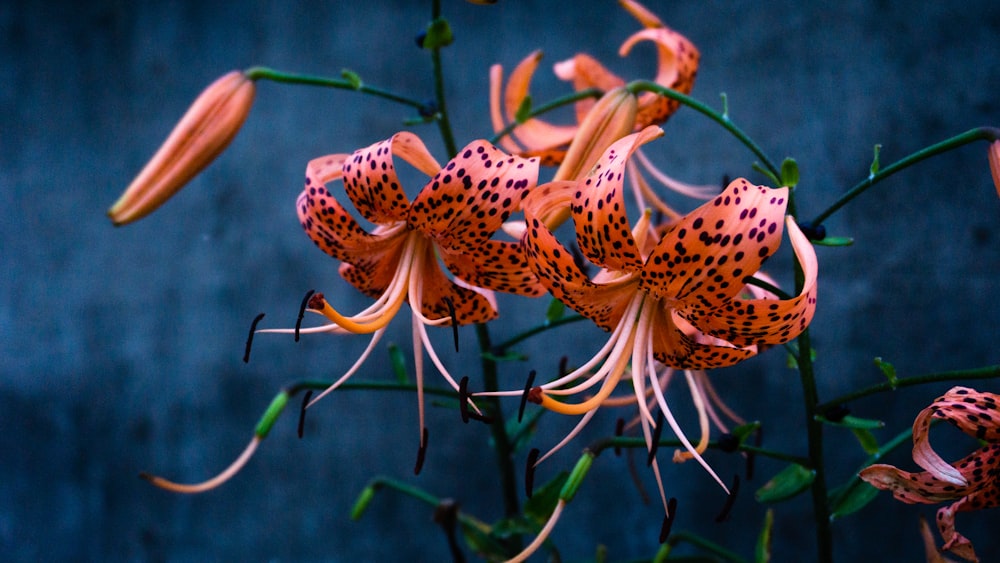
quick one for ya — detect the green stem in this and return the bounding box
[816,365,1000,413]
[627,80,781,179]
[243,66,426,110]
[428,0,458,157]
[795,328,833,563]
[809,126,1000,226]
[487,88,603,146]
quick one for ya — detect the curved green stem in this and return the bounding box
[809,126,1000,226]
[243,66,426,110]
[816,365,1000,413]
[487,88,604,145]
[627,80,781,179]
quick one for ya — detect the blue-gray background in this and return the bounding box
[3,1,1000,561]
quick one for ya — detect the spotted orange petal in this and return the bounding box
[522,181,635,330]
[341,132,441,224]
[553,53,627,124]
[414,249,498,325]
[572,126,663,272]
[927,387,1000,442]
[682,217,817,347]
[640,180,789,312]
[336,225,410,299]
[439,239,545,297]
[861,443,1000,505]
[298,154,404,264]
[620,25,700,128]
[409,140,538,254]
[648,304,757,369]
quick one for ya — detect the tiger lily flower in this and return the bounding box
[860,386,1000,562]
[271,132,541,456]
[485,126,817,487]
[489,0,698,167]
[109,71,255,225]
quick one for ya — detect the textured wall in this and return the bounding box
[3,0,1000,561]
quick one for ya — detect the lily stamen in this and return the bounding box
[140,437,260,494]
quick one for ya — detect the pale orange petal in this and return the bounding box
[554,53,626,123]
[341,132,440,224]
[640,180,789,311]
[502,50,579,155]
[620,25,700,128]
[988,141,1000,199]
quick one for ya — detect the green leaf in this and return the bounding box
[869,143,882,178]
[340,68,362,89]
[829,479,880,520]
[850,428,881,455]
[780,158,799,188]
[812,236,854,247]
[458,519,507,560]
[544,298,565,323]
[873,357,898,387]
[730,421,762,443]
[350,485,377,520]
[422,18,454,49]
[814,414,885,430]
[514,95,533,123]
[388,343,408,383]
[524,471,569,523]
[755,463,816,503]
[755,509,774,563]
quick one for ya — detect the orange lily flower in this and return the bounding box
[860,387,1000,562]
[271,132,542,453]
[109,71,255,226]
[489,0,699,166]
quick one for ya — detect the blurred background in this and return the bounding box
[3,0,999,560]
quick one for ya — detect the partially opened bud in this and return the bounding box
[989,140,1000,199]
[109,71,255,226]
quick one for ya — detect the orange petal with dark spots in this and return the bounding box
[439,239,545,297]
[571,126,662,271]
[683,217,817,347]
[336,227,410,299]
[620,25,700,128]
[648,305,756,370]
[640,180,789,311]
[409,140,538,254]
[414,249,498,325]
[298,155,408,264]
[341,132,440,224]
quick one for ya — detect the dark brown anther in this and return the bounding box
[614,418,625,457]
[527,387,544,405]
[458,376,471,424]
[297,390,313,439]
[647,410,665,466]
[432,499,465,563]
[243,313,266,363]
[659,497,678,543]
[442,296,459,352]
[307,292,326,311]
[518,370,537,423]
[558,355,569,376]
[414,427,429,475]
[295,289,315,342]
[714,475,740,523]
[525,448,540,498]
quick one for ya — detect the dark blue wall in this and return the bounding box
[3,1,999,560]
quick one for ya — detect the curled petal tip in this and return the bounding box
[109,70,255,226]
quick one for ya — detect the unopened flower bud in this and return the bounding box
[108,70,255,226]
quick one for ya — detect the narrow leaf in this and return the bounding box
[812,236,854,247]
[829,480,880,520]
[873,357,898,387]
[755,463,815,504]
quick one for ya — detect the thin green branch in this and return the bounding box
[809,126,1000,226]
[243,66,426,109]
[487,88,604,145]
[490,314,588,353]
[627,80,781,179]
[816,365,1000,413]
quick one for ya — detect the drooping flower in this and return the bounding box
[489,0,699,166]
[860,386,1000,562]
[495,125,817,563]
[108,71,255,225]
